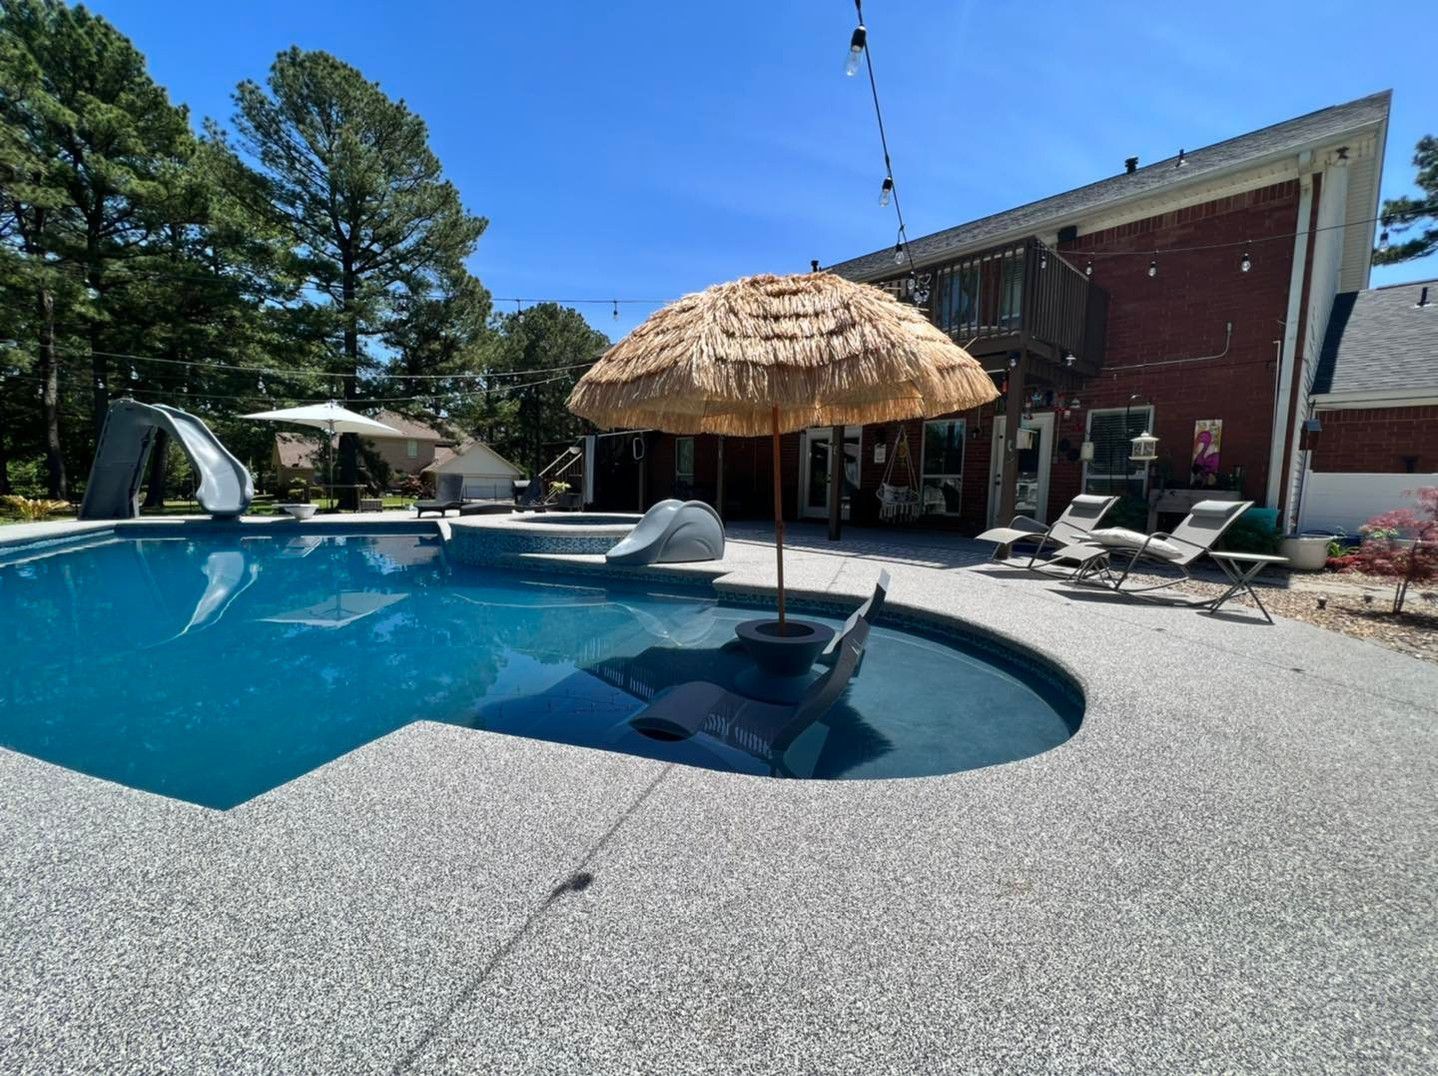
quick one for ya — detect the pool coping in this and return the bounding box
[2,514,1435,1073]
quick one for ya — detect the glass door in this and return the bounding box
[798,427,861,519]
[987,413,1054,526]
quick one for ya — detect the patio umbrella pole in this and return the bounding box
[771,404,786,631]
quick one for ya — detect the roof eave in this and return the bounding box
[830,106,1390,283]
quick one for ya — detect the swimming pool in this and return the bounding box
[0,529,1081,809]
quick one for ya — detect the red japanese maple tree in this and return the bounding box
[1353,486,1438,613]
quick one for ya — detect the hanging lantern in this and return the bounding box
[1079,441,1095,462]
[1129,429,1159,461]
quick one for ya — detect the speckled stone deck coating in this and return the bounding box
[2,515,1435,1074]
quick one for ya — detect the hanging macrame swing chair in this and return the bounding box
[877,425,920,523]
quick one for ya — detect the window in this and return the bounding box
[934,266,980,333]
[674,437,695,494]
[998,256,1023,326]
[1083,406,1154,496]
[405,439,419,459]
[920,419,966,516]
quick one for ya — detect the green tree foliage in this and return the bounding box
[0,0,303,498]
[1375,135,1438,265]
[226,48,488,505]
[456,303,609,474]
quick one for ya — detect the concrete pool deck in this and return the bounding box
[1,515,1435,1073]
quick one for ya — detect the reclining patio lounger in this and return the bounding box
[1051,499,1254,595]
[630,620,870,773]
[975,494,1118,567]
[412,498,461,518]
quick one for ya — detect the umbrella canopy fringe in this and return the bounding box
[568,272,999,436]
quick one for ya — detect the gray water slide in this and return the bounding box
[605,499,725,566]
[80,399,254,520]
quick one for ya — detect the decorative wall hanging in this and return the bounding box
[1191,419,1222,487]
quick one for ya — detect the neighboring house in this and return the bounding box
[599,91,1393,536]
[1295,280,1438,533]
[424,440,525,501]
[271,410,453,489]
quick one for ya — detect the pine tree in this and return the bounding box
[227,48,487,507]
[1375,135,1438,265]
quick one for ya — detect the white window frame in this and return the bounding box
[405,438,419,459]
[1082,406,1154,496]
[674,437,696,487]
[919,418,967,517]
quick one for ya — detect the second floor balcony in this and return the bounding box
[877,237,1108,381]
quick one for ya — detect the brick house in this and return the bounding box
[1295,279,1438,532]
[593,91,1396,536]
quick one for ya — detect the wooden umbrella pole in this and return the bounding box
[771,404,786,631]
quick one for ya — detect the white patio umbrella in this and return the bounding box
[242,402,402,506]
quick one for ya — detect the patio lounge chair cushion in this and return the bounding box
[1087,527,1187,561]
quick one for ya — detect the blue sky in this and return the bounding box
[92,0,1435,340]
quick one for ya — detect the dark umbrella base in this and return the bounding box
[734,618,835,678]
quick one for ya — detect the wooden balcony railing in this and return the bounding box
[876,237,1107,375]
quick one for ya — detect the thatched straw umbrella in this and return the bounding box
[568,271,998,629]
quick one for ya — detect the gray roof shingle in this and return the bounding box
[828,91,1391,281]
[1311,280,1438,397]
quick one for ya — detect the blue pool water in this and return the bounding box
[0,530,1081,809]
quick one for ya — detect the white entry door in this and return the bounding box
[987,412,1054,527]
[798,426,861,520]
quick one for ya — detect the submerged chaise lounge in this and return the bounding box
[1050,498,1254,595]
[630,619,870,774]
[974,494,1118,567]
[816,568,889,668]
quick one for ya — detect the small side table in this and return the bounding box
[1204,552,1288,624]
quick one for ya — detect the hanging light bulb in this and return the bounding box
[1240,249,1252,273]
[1039,250,1048,270]
[612,300,620,321]
[879,176,893,207]
[892,242,904,265]
[1085,259,1094,277]
[1148,258,1158,278]
[1064,353,1076,367]
[844,24,867,76]
[1379,229,1390,252]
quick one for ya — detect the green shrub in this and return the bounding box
[1218,511,1281,555]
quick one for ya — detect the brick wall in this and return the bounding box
[1048,179,1304,516]
[1309,406,1438,473]
[624,180,1314,529]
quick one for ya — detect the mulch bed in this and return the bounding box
[1170,571,1438,664]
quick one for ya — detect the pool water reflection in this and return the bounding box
[0,532,1080,808]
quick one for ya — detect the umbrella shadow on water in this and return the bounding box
[582,642,894,779]
[468,640,893,779]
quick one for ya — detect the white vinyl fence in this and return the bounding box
[1297,472,1438,535]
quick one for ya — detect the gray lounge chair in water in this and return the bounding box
[974,494,1118,567]
[817,568,889,668]
[630,619,870,772]
[1050,499,1254,595]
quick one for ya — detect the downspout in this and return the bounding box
[1265,150,1313,508]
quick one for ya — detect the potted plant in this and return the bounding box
[547,480,580,510]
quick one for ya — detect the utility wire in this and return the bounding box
[3,342,598,381]
[0,369,576,406]
[15,257,674,308]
